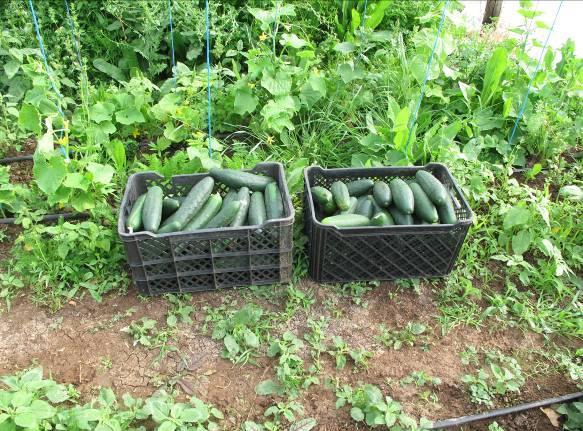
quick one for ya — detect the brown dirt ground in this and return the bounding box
[0,278,579,431]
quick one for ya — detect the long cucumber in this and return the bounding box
[182,194,223,231]
[126,193,146,232]
[142,186,164,232]
[230,187,251,227]
[159,176,214,231]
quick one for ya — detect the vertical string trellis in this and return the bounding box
[272,0,280,57]
[27,0,68,158]
[168,0,177,88]
[64,0,90,126]
[508,1,563,146]
[205,0,212,158]
[404,0,450,159]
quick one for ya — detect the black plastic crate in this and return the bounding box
[304,163,473,283]
[118,162,293,295]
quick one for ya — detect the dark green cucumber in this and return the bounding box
[160,176,214,230]
[162,197,181,217]
[142,186,164,232]
[331,181,350,211]
[389,178,414,215]
[340,197,358,215]
[322,214,370,227]
[368,195,383,215]
[231,187,250,227]
[409,182,439,223]
[373,181,391,208]
[355,196,374,219]
[265,182,284,220]
[437,197,457,224]
[126,193,146,231]
[388,205,414,225]
[346,179,374,197]
[311,186,336,215]
[183,194,223,231]
[415,170,448,205]
[248,191,267,226]
[371,210,395,226]
[206,200,241,228]
[157,220,182,234]
[209,168,274,191]
[222,189,238,207]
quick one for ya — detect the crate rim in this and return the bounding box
[118,162,294,240]
[304,163,473,233]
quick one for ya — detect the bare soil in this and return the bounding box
[0,278,579,431]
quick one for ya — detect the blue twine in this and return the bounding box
[272,0,280,57]
[508,0,563,146]
[205,0,212,158]
[28,0,68,158]
[405,0,449,156]
[168,0,177,88]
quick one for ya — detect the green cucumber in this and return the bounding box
[437,197,457,224]
[248,191,267,226]
[388,205,414,225]
[355,196,374,219]
[373,181,391,208]
[331,181,350,211]
[183,194,223,231]
[209,168,274,191]
[370,210,395,226]
[311,186,336,215]
[160,176,214,231]
[162,197,181,217]
[157,220,182,234]
[206,200,241,228]
[415,170,448,205]
[389,178,414,215]
[340,197,358,215]
[231,187,250,227]
[321,214,370,227]
[346,179,374,197]
[222,189,238,206]
[142,186,164,232]
[409,182,439,223]
[126,193,146,231]
[368,195,383,215]
[265,182,284,220]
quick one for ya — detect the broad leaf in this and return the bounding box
[481,47,508,106]
[503,206,530,230]
[116,107,145,125]
[261,71,292,97]
[234,87,258,115]
[93,58,126,82]
[87,162,115,185]
[89,102,115,123]
[33,153,67,195]
[18,104,40,135]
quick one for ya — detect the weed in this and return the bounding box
[304,317,329,373]
[99,356,113,370]
[327,336,373,371]
[461,346,479,366]
[333,281,378,306]
[400,371,442,388]
[376,322,429,350]
[121,318,177,362]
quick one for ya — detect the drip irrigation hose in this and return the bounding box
[0,155,34,164]
[0,212,89,225]
[428,391,583,429]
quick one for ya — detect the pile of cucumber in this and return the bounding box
[125,168,284,234]
[310,170,457,227]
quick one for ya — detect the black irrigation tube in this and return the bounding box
[428,391,583,429]
[0,155,34,164]
[0,212,89,225]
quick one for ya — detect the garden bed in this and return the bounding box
[0,279,578,430]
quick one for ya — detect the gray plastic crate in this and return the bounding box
[118,162,293,295]
[304,163,473,283]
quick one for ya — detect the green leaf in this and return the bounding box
[87,163,115,185]
[4,60,20,79]
[334,42,356,54]
[93,58,126,82]
[503,206,530,230]
[234,87,258,115]
[33,153,67,195]
[300,75,327,108]
[289,418,317,431]
[255,379,283,396]
[116,107,145,125]
[71,191,95,211]
[261,71,292,97]
[350,407,365,422]
[89,102,115,123]
[365,0,392,30]
[180,407,204,423]
[280,33,308,49]
[559,185,583,202]
[63,173,90,191]
[392,107,410,151]
[482,47,508,106]
[337,62,364,83]
[223,335,240,355]
[157,421,177,431]
[512,230,532,255]
[18,104,41,135]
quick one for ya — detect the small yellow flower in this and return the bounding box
[132,129,141,138]
[195,131,205,139]
[551,226,560,234]
[259,32,268,42]
[266,135,274,145]
[248,82,256,89]
[24,243,33,252]
[57,136,69,146]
